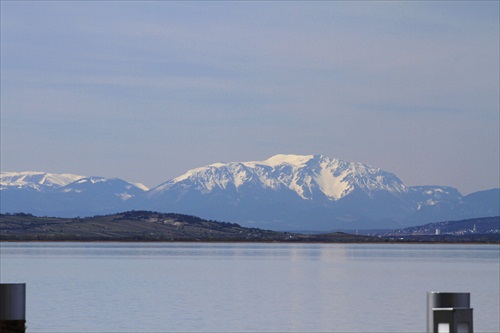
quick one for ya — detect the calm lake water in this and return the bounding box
[0,242,499,333]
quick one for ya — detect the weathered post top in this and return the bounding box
[0,283,26,321]
[427,292,473,333]
[428,292,470,309]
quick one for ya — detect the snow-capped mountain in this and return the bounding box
[135,154,498,230]
[60,177,148,198]
[149,154,407,201]
[0,172,148,217]
[1,155,498,230]
[0,171,84,190]
[59,176,147,201]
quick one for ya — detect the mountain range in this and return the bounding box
[1,154,498,231]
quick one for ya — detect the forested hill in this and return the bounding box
[1,212,498,243]
[0,211,375,242]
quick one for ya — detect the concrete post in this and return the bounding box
[0,283,26,333]
[427,292,473,333]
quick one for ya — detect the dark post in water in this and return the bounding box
[427,292,473,333]
[0,283,26,333]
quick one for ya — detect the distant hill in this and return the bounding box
[1,212,498,243]
[0,211,376,242]
[370,216,499,243]
[2,155,498,231]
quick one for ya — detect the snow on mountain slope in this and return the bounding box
[0,171,85,190]
[1,171,148,193]
[0,173,148,217]
[60,176,147,201]
[149,154,407,201]
[409,186,463,209]
[260,154,315,166]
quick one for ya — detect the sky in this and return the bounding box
[1,1,499,195]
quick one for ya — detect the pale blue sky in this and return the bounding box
[1,1,499,194]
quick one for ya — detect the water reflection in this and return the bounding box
[0,242,498,332]
[1,242,498,261]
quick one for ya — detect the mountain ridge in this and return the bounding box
[150,154,407,201]
[1,154,498,231]
[0,171,85,190]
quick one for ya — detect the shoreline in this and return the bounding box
[1,238,498,244]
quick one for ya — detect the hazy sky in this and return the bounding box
[1,1,499,194]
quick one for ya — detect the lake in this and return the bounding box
[0,242,499,332]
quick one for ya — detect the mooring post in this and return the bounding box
[0,283,26,333]
[427,292,473,333]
